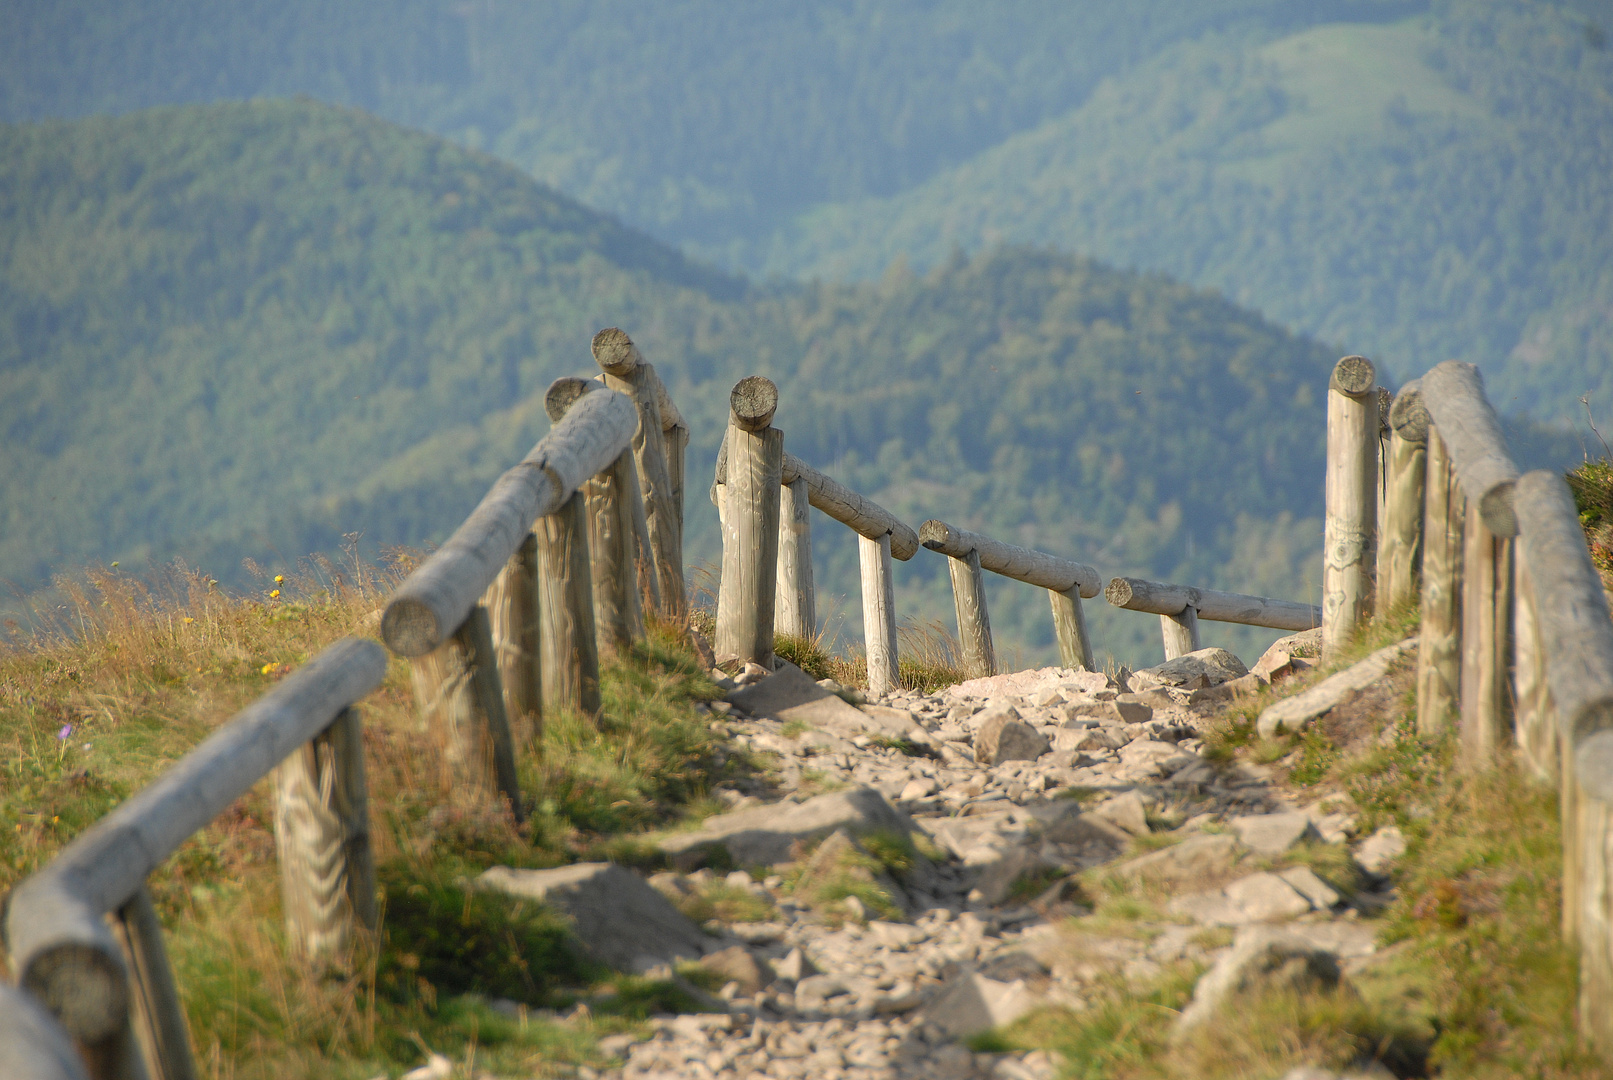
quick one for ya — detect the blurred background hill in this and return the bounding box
[1,0,1599,664]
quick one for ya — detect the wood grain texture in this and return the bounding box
[1377,426,1427,616]
[1513,556,1558,785]
[1103,576,1319,631]
[592,333,685,619]
[1161,606,1201,661]
[117,886,197,1080]
[481,533,540,748]
[1387,378,1430,444]
[715,421,784,666]
[1458,503,1513,769]
[382,388,636,656]
[919,519,1100,598]
[536,491,602,715]
[409,610,525,816]
[946,547,995,680]
[1049,587,1096,672]
[860,532,900,697]
[775,476,816,640]
[1422,360,1521,537]
[1324,355,1378,660]
[0,982,92,1080]
[1417,428,1464,736]
[729,376,778,432]
[6,639,386,1038]
[585,452,645,657]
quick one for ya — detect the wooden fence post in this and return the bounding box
[481,534,540,748]
[1459,501,1513,768]
[1416,427,1463,736]
[775,476,817,640]
[0,981,95,1080]
[715,377,784,667]
[1161,606,1201,661]
[946,547,995,680]
[1513,556,1557,784]
[1323,355,1378,660]
[536,490,602,715]
[547,377,643,657]
[1049,587,1096,672]
[408,607,524,814]
[592,328,686,619]
[1380,380,1429,615]
[861,532,900,697]
[272,706,376,966]
[114,886,198,1080]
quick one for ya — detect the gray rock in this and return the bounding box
[1354,825,1407,875]
[900,776,939,801]
[1054,726,1126,753]
[1257,637,1418,738]
[698,944,773,995]
[1170,871,1315,925]
[1132,648,1248,691]
[659,786,914,867]
[1094,790,1150,836]
[975,716,1051,765]
[859,704,919,737]
[923,972,1038,1038]
[1231,811,1322,855]
[1175,927,1342,1033]
[1112,834,1242,889]
[477,863,713,973]
[1070,699,1153,725]
[774,946,818,982]
[725,662,878,734]
[969,846,1045,906]
[1278,866,1341,910]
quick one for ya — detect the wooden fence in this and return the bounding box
[10,333,1613,1070]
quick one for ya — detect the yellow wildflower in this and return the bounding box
[261,663,275,675]
[269,589,280,599]
[274,575,284,584]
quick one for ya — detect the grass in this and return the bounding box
[0,555,731,1078]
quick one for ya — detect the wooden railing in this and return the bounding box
[1104,577,1321,661]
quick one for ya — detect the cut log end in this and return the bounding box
[730,375,778,432]
[544,376,595,421]
[1388,382,1430,443]
[1479,481,1519,538]
[918,519,958,551]
[1576,723,1613,803]
[23,943,129,1044]
[1330,355,1376,396]
[591,327,641,375]
[380,599,441,658]
[1104,578,1136,608]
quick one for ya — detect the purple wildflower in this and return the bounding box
[57,724,72,740]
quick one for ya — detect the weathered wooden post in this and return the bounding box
[1513,557,1556,784]
[116,886,199,1080]
[1161,606,1201,661]
[546,378,644,657]
[715,376,784,667]
[1379,380,1429,614]
[775,476,817,640]
[408,607,525,813]
[1323,355,1378,659]
[1422,361,1519,767]
[949,548,995,679]
[922,520,1101,672]
[1513,470,1613,1045]
[1416,427,1463,735]
[535,491,602,715]
[272,706,376,965]
[481,535,539,747]
[861,532,900,696]
[592,328,686,618]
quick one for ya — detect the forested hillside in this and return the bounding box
[764,1,1613,420]
[8,99,1545,666]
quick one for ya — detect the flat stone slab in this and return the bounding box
[923,972,1038,1037]
[1168,869,1326,926]
[659,785,915,867]
[724,663,875,734]
[1231,811,1321,855]
[477,862,714,973]
[1112,834,1243,889]
[1257,637,1418,737]
[1174,926,1342,1034]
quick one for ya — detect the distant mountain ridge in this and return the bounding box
[0,100,1579,665]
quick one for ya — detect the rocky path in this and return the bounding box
[477,632,1413,1080]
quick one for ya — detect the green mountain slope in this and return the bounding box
[761,0,1613,421]
[0,0,1419,250]
[0,101,1577,666]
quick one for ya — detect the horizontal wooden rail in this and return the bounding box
[1105,576,1321,632]
[5,638,387,1047]
[714,436,919,560]
[380,388,638,656]
[1421,360,1520,537]
[919,520,1100,598]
